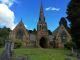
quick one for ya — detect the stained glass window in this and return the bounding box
[16,30,23,40]
[60,31,67,43]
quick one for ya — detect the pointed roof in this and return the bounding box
[40,0,43,12]
[53,25,71,39]
[13,19,26,31]
[19,18,24,25]
[59,17,67,28]
[39,0,45,22]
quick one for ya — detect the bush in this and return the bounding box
[14,39,22,49]
[0,38,4,48]
[64,41,73,49]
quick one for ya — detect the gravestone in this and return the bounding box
[77,53,80,60]
[0,40,26,60]
[0,40,14,60]
[5,40,14,57]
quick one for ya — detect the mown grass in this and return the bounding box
[0,48,77,60]
[13,48,77,60]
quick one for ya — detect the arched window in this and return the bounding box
[60,31,67,43]
[42,26,46,31]
[38,25,41,30]
[16,29,24,40]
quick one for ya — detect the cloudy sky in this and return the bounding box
[0,0,70,31]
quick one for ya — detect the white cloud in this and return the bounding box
[0,4,15,30]
[51,7,60,11]
[0,0,16,30]
[45,7,60,11]
[45,7,51,11]
[1,0,14,7]
[24,25,27,28]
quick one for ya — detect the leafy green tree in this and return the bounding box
[48,30,52,35]
[33,28,37,34]
[0,27,11,38]
[0,27,11,47]
[65,41,75,53]
[28,30,33,34]
[0,37,4,47]
[67,0,80,49]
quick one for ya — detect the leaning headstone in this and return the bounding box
[0,40,14,60]
[77,53,80,60]
[0,39,27,60]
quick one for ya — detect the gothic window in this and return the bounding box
[38,25,41,30]
[42,26,46,31]
[60,31,67,43]
[16,29,24,40]
[40,25,41,30]
[42,26,44,30]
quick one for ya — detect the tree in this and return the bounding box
[48,30,52,35]
[67,0,80,49]
[0,37,4,47]
[14,39,22,49]
[33,28,37,34]
[65,41,75,53]
[28,30,33,34]
[0,27,11,47]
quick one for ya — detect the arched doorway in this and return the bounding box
[39,37,47,48]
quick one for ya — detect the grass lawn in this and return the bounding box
[0,48,77,60]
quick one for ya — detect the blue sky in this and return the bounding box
[0,0,70,31]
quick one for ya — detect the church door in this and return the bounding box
[39,37,47,48]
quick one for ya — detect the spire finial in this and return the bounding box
[41,0,42,6]
[20,18,23,23]
[59,17,67,28]
[39,0,45,22]
[19,18,23,25]
[40,0,43,10]
[21,18,22,22]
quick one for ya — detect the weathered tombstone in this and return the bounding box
[5,40,14,57]
[0,40,14,60]
[77,53,80,60]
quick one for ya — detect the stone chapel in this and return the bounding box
[10,2,72,48]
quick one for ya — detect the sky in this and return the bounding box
[0,0,70,31]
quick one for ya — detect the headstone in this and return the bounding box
[0,39,27,60]
[77,53,80,60]
[0,40,14,60]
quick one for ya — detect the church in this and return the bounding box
[9,2,72,48]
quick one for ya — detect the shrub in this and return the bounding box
[64,41,73,49]
[0,38,4,48]
[14,39,22,49]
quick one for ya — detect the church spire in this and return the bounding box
[39,0,45,22]
[18,18,24,26]
[20,18,23,23]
